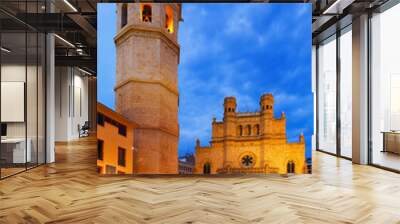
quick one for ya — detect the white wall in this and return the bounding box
[1,65,40,138]
[55,66,69,140]
[1,65,26,139]
[54,67,89,141]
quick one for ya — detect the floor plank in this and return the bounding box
[0,136,399,223]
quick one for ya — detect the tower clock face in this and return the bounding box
[241,155,254,168]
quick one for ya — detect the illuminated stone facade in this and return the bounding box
[114,3,182,174]
[97,102,137,175]
[195,94,306,174]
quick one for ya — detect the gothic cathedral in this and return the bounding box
[195,94,306,174]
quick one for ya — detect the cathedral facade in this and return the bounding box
[195,94,306,174]
[114,3,182,174]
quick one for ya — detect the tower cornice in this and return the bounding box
[114,24,180,63]
[114,77,179,96]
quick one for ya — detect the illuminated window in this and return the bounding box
[165,5,174,33]
[121,4,127,28]
[141,4,152,23]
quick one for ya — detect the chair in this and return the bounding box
[79,121,90,138]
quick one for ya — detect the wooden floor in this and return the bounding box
[372,150,400,171]
[0,137,400,224]
[0,167,26,178]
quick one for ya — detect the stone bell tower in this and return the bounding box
[223,97,237,167]
[114,3,182,174]
[260,93,274,138]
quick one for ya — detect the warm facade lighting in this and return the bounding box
[165,6,174,34]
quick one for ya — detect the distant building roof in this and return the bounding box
[97,102,139,128]
[178,153,195,166]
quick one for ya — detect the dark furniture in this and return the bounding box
[382,131,400,154]
[1,123,7,137]
[78,121,90,138]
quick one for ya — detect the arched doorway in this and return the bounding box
[203,163,211,174]
[287,161,295,173]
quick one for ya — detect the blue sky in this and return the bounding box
[98,3,313,158]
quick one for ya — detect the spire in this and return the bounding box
[299,132,304,143]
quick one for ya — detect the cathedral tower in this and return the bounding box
[223,97,237,167]
[223,96,237,138]
[260,93,274,137]
[114,3,182,174]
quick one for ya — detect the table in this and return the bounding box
[382,131,400,154]
[1,138,32,164]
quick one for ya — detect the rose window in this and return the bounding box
[241,155,254,168]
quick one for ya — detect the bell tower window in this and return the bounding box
[141,4,152,23]
[121,4,127,28]
[253,124,260,135]
[237,125,243,136]
[247,125,252,136]
[165,5,174,33]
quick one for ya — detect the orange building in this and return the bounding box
[97,102,137,174]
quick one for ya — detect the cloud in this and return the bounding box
[180,114,212,140]
[274,92,301,105]
[289,106,313,120]
[225,12,253,35]
[178,4,312,156]
[296,4,310,17]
